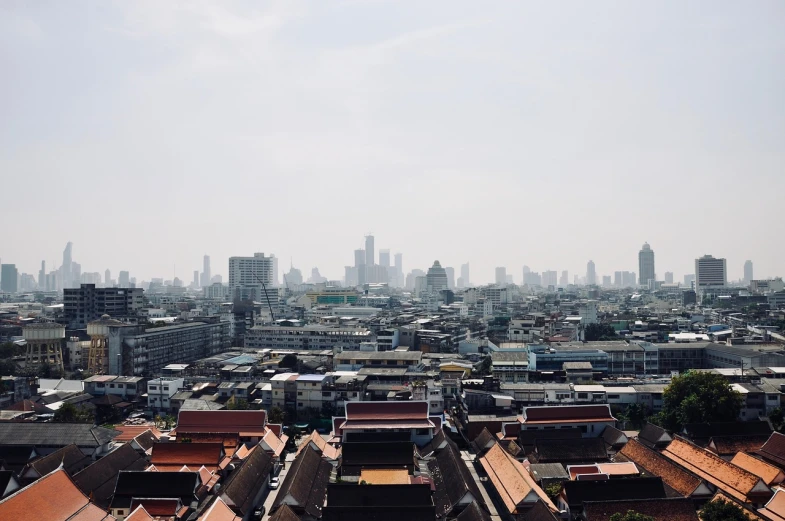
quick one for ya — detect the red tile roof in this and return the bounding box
[758,432,785,469]
[523,405,615,424]
[759,486,785,521]
[113,425,163,442]
[345,401,429,421]
[0,469,112,521]
[198,497,240,521]
[151,442,224,471]
[130,498,180,516]
[731,453,785,486]
[125,505,154,521]
[176,410,267,434]
[618,439,706,498]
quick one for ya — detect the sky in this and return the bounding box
[1,1,784,285]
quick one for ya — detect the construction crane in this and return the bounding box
[252,272,276,322]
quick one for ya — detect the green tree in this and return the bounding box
[279,354,298,369]
[228,398,250,410]
[610,511,655,521]
[544,483,562,502]
[657,372,743,431]
[700,499,751,521]
[625,403,649,429]
[770,408,785,432]
[37,361,53,378]
[473,356,491,376]
[584,324,619,341]
[268,406,285,424]
[321,401,336,419]
[53,402,94,423]
[0,359,17,376]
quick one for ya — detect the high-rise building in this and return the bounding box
[379,249,390,268]
[614,271,622,287]
[354,249,365,268]
[193,270,200,288]
[61,242,73,289]
[201,255,212,288]
[229,253,276,300]
[445,267,455,289]
[684,274,696,288]
[39,261,46,290]
[271,254,279,287]
[105,269,111,287]
[495,267,507,285]
[664,272,674,284]
[744,260,754,285]
[426,261,448,293]
[394,253,403,287]
[695,255,727,289]
[602,275,612,287]
[543,270,558,288]
[460,263,470,287]
[560,270,569,287]
[638,242,655,286]
[365,235,375,267]
[1,264,18,293]
[63,283,145,329]
[119,271,130,288]
[586,261,596,286]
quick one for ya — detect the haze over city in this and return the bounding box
[2,1,784,283]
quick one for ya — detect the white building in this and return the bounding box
[228,252,276,301]
[638,243,656,287]
[147,377,184,413]
[579,300,599,325]
[695,255,727,289]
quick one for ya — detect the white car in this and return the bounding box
[268,476,280,490]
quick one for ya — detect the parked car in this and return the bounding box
[268,476,280,490]
[252,506,266,520]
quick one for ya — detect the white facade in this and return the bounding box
[638,243,656,286]
[695,255,727,288]
[147,377,184,412]
[579,300,599,325]
[228,252,276,300]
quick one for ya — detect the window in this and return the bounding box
[297,392,303,396]
[578,393,588,399]
[150,386,157,391]
[769,395,779,401]
[608,394,620,399]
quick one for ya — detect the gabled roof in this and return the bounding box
[113,425,163,442]
[638,423,672,449]
[528,463,569,483]
[176,410,267,435]
[345,401,429,421]
[521,499,560,521]
[522,405,615,424]
[72,444,148,508]
[22,444,90,478]
[662,437,771,503]
[477,443,557,515]
[562,477,666,509]
[199,497,241,521]
[110,470,200,509]
[221,445,273,515]
[269,504,300,521]
[455,500,491,521]
[471,427,497,454]
[125,504,154,521]
[534,438,608,464]
[418,428,448,458]
[618,439,707,498]
[272,446,332,519]
[0,423,118,448]
[601,425,628,448]
[709,435,770,456]
[132,430,157,454]
[428,442,484,517]
[731,452,785,486]
[260,429,288,458]
[0,469,113,521]
[151,442,224,471]
[0,446,37,468]
[296,430,340,460]
[583,497,699,521]
[759,486,785,521]
[758,432,785,469]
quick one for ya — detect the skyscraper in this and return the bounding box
[379,249,390,268]
[586,261,596,286]
[61,241,73,289]
[365,235,375,267]
[638,242,656,286]
[744,260,753,284]
[495,267,507,285]
[105,269,111,287]
[664,272,674,284]
[193,270,200,287]
[39,261,46,290]
[202,255,212,288]
[445,267,455,289]
[695,255,727,289]
[560,270,569,287]
[229,252,275,301]
[119,271,130,288]
[426,261,449,293]
[1,264,19,293]
[394,253,403,287]
[354,249,365,268]
[460,263,470,287]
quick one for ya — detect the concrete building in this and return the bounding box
[578,300,599,325]
[365,235,375,267]
[379,249,390,268]
[638,243,655,287]
[201,255,212,288]
[426,260,449,293]
[0,264,18,293]
[147,377,185,413]
[445,266,455,290]
[664,272,674,284]
[744,260,754,285]
[695,255,727,290]
[228,252,276,301]
[586,260,596,286]
[118,271,130,288]
[23,322,65,375]
[491,351,529,383]
[295,374,335,413]
[460,262,470,287]
[495,267,507,285]
[245,325,372,350]
[64,284,145,329]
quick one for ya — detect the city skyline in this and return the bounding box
[1,2,783,285]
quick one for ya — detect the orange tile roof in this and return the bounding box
[359,469,410,485]
[198,497,240,521]
[759,487,785,521]
[618,439,705,498]
[296,430,341,460]
[663,438,771,503]
[151,442,223,471]
[709,491,766,521]
[261,430,287,457]
[176,410,267,434]
[478,442,557,515]
[731,453,785,486]
[0,468,112,521]
[113,425,163,442]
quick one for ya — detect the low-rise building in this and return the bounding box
[244,325,373,350]
[520,404,617,438]
[147,377,184,413]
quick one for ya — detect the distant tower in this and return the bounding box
[638,242,656,286]
[379,249,390,268]
[62,242,73,288]
[23,322,65,375]
[105,269,111,287]
[202,255,212,287]
[495,267,507,285]
[460,263,470,287]
[586,261,596,286]
[744,260,753,285]
[365,235,375,267]
[39,261,46,290]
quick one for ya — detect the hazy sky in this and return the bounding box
[2,1,784,284]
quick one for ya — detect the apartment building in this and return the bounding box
[147,377,185,413]
[244,325,373,350]
[334,350,423,371]
[64,284,145,328]
[295,374,335,413]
